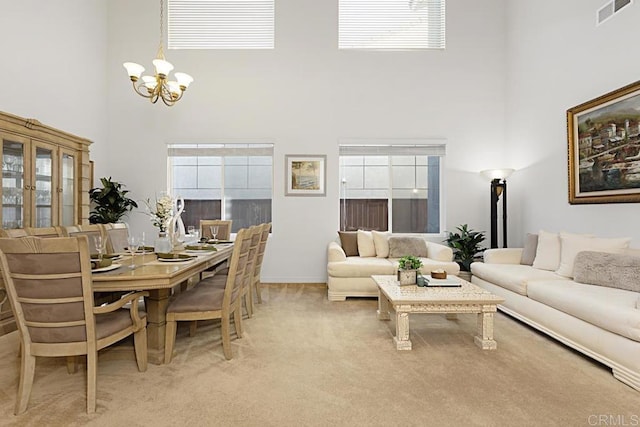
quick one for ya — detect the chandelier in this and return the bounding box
[123,0,193,106]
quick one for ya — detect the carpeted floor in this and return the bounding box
[0,283,638,427]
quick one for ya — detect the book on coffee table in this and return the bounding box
[425,275,462,287]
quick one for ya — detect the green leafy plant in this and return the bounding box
[398,255,423,270]
[444,224,486,272]
[89,177,138,224]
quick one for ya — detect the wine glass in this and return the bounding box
[127,236,139,270]
[139,232,146,254]
[209,225,219,242]
[93,235,104,262]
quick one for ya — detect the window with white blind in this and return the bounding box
[339,141,445,234]
[168,143,273,232]
[339,0,446,50]
[168,0,275,49]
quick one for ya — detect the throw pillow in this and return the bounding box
[520,233,538,266]
[357,230,376,257]
[532,230,561,271]
[388,236,428,258]
[556,233,630,278]
[338,231,358,257]
[573,251,640,293]
[372,230,391,258]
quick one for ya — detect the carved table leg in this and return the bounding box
[394,311,412,350]
[474,309,497,350]
[145,288,172,364]
[377,290,390,320]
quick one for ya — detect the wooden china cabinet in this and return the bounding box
[0,110,92,336]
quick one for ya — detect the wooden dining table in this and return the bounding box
[91,244,234,364]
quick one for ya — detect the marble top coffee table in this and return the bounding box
[372,275,505,351]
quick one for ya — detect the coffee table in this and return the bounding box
[372,275,504,351]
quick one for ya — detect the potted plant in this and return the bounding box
[397,255,423,285]
[444,224,485,281]
[89,177,138,224]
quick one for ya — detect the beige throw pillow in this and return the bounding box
[532,230,561,271]
[372,230,391,258]
[357,230,376,257]
[556,234,631,278]
[388,236,428,258]
[520,233,538,266]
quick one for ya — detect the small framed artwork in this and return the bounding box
[285,154,326,196]
[567,79,640,204]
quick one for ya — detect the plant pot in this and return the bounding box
[457,271,472,282]
[397,269,417,286]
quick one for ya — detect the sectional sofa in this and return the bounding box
[471,231,640,391]
[327,230,460,301]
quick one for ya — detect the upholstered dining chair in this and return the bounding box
[0,236,148,414]
[252,223,271,305]
[164,227,252,362]
[199,219,233,241]
[25,226,64,238]
[62,225,105,256]
[102,223,130,253]
[0,228,28,238]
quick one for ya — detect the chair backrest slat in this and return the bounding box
[200,220,232,240]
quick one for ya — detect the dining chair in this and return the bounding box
[25,226,64,238]
[196,225,260,320]
[102,223,130,253]
[252,222,271,305]
[199,219,232,241]
[164,227,252,362]
[62,225,105,256]
[0,228,28,238]
[0,236,148,414]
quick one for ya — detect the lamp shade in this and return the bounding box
[480,168,515,181]
[123,62,145,80]
[152,58,174,77]
[174,72,194,89]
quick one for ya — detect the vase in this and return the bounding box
[397,269,417,286]
[154,232,172,254]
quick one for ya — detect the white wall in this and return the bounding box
[505,0,640,247]
[0,0,110,179]
[106,0,508,282]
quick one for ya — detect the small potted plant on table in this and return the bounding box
[397,255,423,286]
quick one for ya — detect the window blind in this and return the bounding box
[339,0,446,50]
[168,0,275,49]
[339,141,446,156]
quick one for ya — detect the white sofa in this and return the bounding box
[471,233,640,392]
[327,232,460,301]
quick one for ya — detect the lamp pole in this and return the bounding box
[490,178,499,248]
[502,179,508,248]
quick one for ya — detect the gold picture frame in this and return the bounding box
[285,155,326,197]
[567,80,640,204]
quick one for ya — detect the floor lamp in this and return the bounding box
[481,169,515,249]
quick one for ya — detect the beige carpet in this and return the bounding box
[0,283,638,427]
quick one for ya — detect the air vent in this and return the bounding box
[597,0,633,25]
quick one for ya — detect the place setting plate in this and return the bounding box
[92,263,122,273]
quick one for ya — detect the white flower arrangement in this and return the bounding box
[144,194,174,232]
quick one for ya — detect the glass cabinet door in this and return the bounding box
[2,138,27,229]
[33,145,54,227]
[60,151,76,225]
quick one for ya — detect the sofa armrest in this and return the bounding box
[328,241,347,262]
[483,248,523,264]
[426,241,454,262]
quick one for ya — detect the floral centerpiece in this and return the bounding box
[144,194,174,233]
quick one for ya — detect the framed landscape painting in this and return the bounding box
[285,155,326,196]
[567,80,640,204]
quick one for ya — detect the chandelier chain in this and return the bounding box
[160,0,164,48]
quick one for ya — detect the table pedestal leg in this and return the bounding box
[377,290,390,320]
[474,310,497,350]
[145,289,171,364]
[394,311,412,350]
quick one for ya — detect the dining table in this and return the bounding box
[91,243,234,364]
